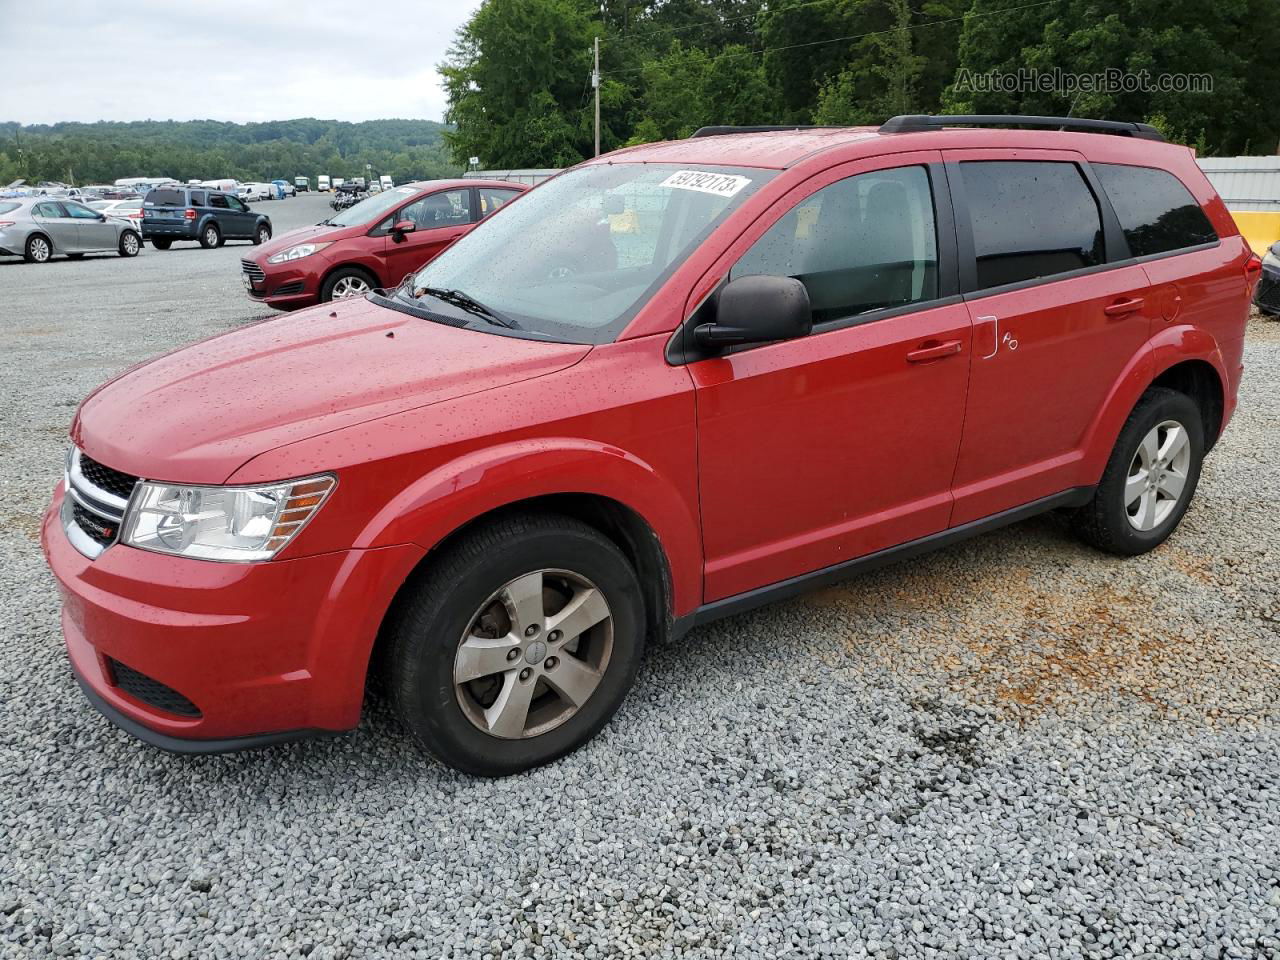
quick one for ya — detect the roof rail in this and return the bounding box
[878,114,1166,142]
[689,125,843,138]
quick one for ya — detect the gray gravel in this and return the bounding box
[2,193,1278,959]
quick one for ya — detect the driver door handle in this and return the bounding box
[1104,297,1145,317]
[906,339,963,363]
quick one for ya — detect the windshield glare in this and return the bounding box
[409,164,774,343]
[328,185,418,226]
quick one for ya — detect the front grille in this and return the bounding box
[63,448,139,559]
[78,453,138,500]
[1254,272,1280,313]
[71,501,118,546]
[241,258,265,283]
[273,280,305,296]
[106,658,202,717]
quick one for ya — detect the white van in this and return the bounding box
[379,175,393,191]
[200,178,240,194]
[317,175,331,192]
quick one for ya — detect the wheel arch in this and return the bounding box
[1078,325,1231,484]
[1149,358,1225,451]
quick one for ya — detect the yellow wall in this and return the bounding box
[1225,209,1280,255]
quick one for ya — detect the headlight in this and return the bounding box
[121,475,335,562]
[267,242,331,264]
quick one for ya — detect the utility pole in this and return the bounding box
[593,36,601,158]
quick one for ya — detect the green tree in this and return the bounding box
[944,0,1280,154]
[440,0,601,167]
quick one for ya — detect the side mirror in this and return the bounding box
[391,219,416,242]
[695,274,812,349]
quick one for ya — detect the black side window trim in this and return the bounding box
[668,161,960,365]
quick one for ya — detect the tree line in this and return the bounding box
[0,119,456,187]
[442,0,1280,168]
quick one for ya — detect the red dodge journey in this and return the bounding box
[44,116,1257,775]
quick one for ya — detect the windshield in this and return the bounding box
[326,185,417,226]
[407,163,774,343]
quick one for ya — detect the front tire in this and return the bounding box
[1072,387,1204,556]
[24,234,52,263]
[320,266,375,301]
[118,230,141,257]
[199,223,221,249]
[385,513,645,776]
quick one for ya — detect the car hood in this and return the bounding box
[72,297,591,483]
[254,222,364,260]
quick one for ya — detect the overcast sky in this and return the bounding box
[0,0,480,125]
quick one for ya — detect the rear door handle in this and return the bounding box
[1104,297,1145,317]
[906,340,963,363]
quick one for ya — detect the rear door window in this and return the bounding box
[146,188,185,207]
[33,202,62,218]
[0,201,18,215]
[1093,163,1218,257]
[959,161,1104,290]
[731,165,940,324]
[209,194,230,209]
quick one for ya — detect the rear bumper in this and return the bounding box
[142,222,199,239]
[42,483,424,749]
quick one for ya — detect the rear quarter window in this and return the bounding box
[1093,163,1218,258]
[146,188,185,206]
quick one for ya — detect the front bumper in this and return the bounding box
[242,258,320,310]
[42,484,423,750]
[1254,263,1280,314]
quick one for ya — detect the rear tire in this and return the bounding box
[199,223,221,249]
[253,224,271,245]
[1072,387,1204,556]
[118,231,141,257]
[385,513,645,776]
[24,234,52,263]
[150,238,172,250]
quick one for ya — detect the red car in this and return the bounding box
[241,179,528,309]
[44,116,1256,775]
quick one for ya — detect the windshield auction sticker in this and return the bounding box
[659,170,752,198]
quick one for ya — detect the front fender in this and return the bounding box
[354,438,703,616]
[1077,323,1229,484]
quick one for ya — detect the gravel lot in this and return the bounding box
[2,192,1278,959]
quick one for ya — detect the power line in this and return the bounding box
[602,0,1062,80]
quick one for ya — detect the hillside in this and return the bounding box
[0,118,458,186]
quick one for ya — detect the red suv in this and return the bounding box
[241,179,528,308]
[43,116,1256,775]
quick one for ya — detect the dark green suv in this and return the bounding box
[141,185,273,250]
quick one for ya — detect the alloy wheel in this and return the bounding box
[453,569,613,739]
[331,276,369,298]
[1125,419,1191,531]
[123,234,139,255]
[30,238,50,262]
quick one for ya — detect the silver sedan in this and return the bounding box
[0,196,143,263]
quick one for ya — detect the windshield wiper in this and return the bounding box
[414,285,520,329]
